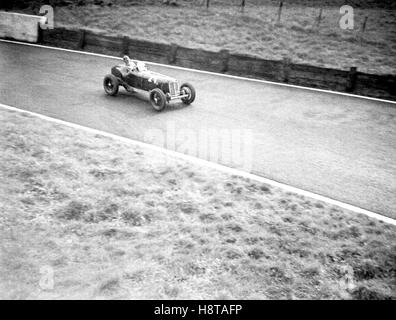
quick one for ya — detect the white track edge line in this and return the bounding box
[1,38,395,105]
[1,103,395,226]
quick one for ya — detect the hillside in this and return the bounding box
[5,1,396,75]
[1,107,395,299]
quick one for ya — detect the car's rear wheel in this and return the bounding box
[149,88,167,111]
[180,83,196,105]
[103,74,119,96]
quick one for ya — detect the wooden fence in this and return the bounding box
[38,27,396,101]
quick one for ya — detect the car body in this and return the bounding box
[103,62,195,111]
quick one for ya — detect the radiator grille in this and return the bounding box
[169,81,179,97]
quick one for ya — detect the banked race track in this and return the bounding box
[1,40,396,219]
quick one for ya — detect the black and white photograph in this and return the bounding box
[0,0,395,305]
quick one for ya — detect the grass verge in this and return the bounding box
[0,108,395,299]
[13,1,396,75]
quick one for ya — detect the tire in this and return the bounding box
[103,74,119,96]
[149,88,167,111]
[180,83,196,105]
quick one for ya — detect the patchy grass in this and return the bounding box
[15,1,396,75]
[0,108,395,299]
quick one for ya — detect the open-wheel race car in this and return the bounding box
[103,59,195,111]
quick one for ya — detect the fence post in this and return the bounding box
[361,16,368,33]
[219,49,230,73]
[168,43,178,64]
[316,8,323,28]
[390,77,396,97]
[206,0,210,9]
[122,35,129,56]
[78,29,86,49]
[282,57,291,82]
[346,67,357,92]
[241,0,245,12]
[277,2,283,23]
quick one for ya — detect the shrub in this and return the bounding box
[56,200,90,220]
[351,285,394,300]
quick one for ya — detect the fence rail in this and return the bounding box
[38,27,396,101]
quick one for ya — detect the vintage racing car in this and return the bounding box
[103,60,196,111]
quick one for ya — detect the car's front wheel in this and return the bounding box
[149,88,167,111]
[180,83,196,105]
[103,74,119,96]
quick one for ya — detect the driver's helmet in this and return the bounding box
[123,55,131,66]
[136,61,147,72]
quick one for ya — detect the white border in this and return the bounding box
[1,103,395,226]
[1,38,395,105]
[0,11,43,19]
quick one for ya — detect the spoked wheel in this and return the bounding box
[180,83,196,105]
[149,88,167,111]
[103,74,119,96]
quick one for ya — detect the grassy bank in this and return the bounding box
[12,1,396,75]
[0,108,395,299]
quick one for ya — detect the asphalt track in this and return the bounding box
[1,41,395,218]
